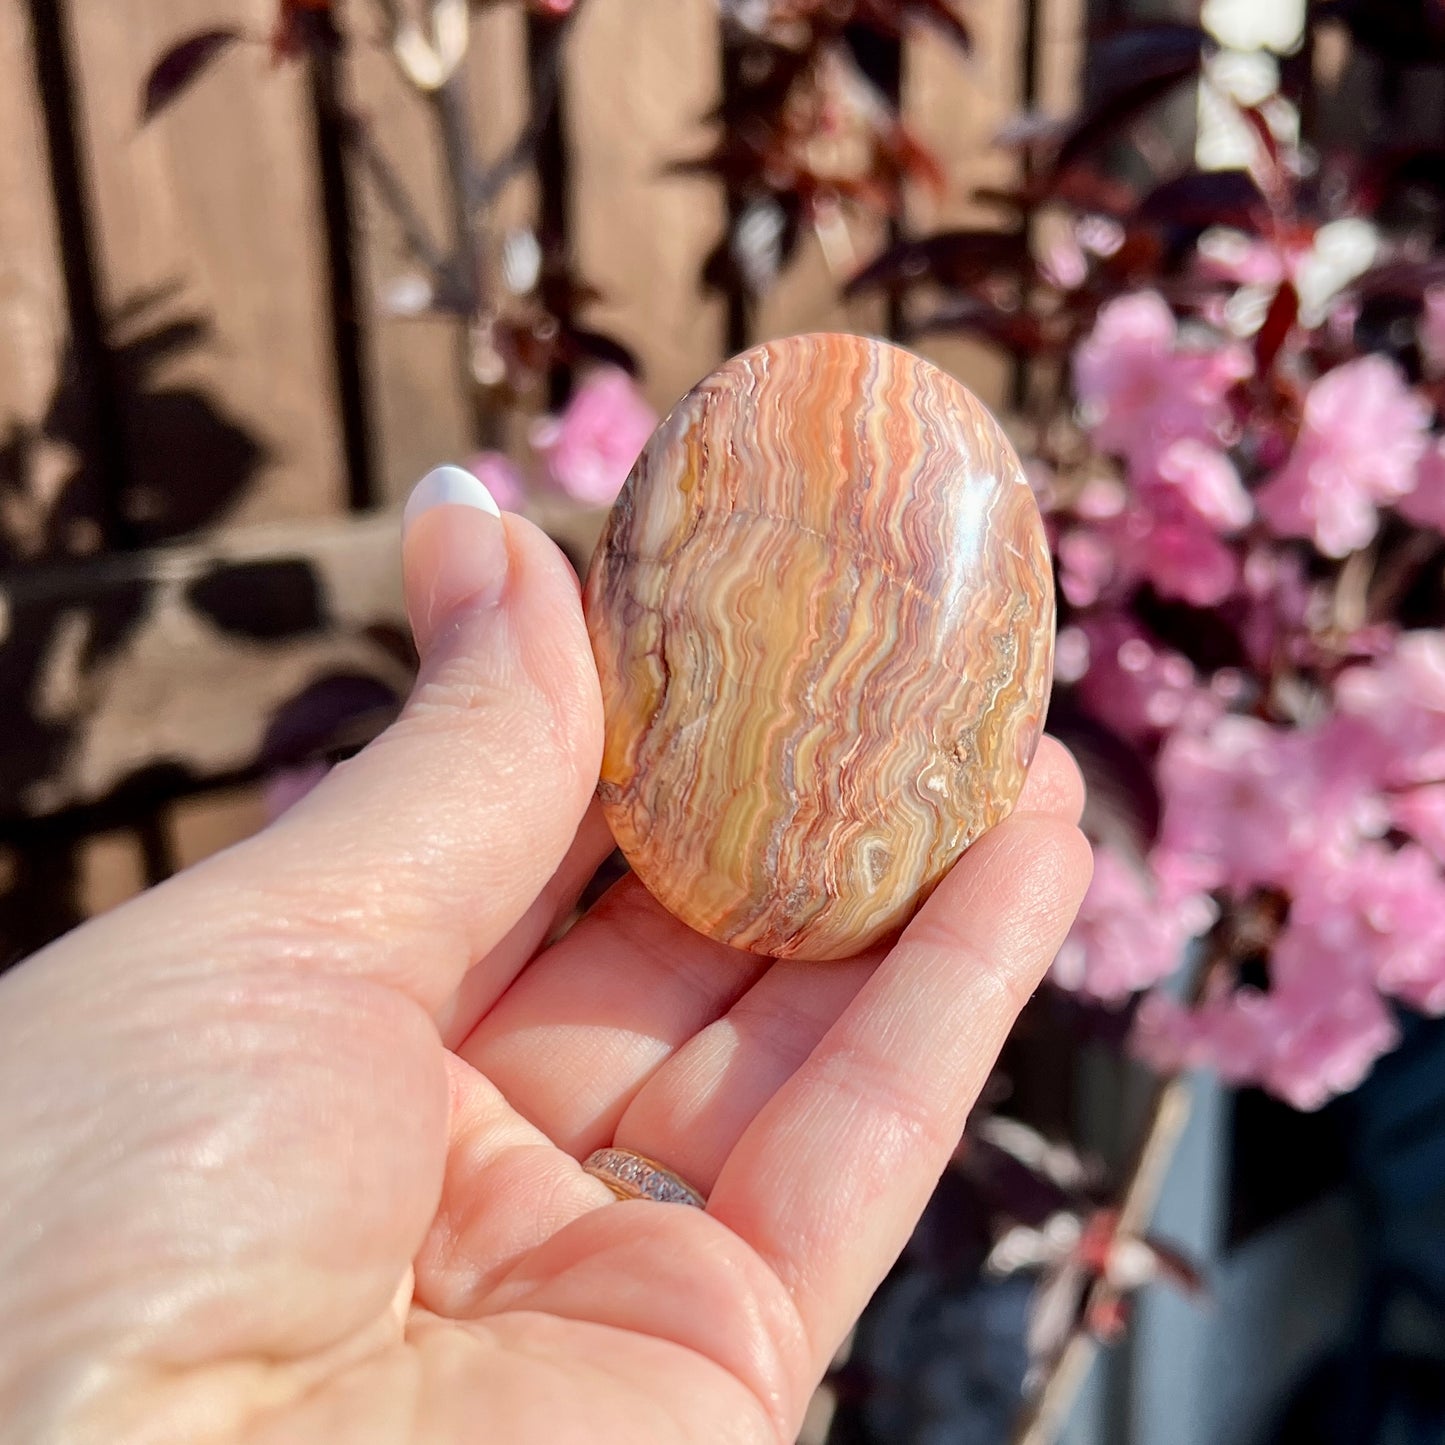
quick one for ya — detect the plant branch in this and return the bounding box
[1010,1075,1193,1445]
[342,112,451,280]
[473,13,573,207]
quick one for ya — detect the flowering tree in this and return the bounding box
[1034,153,1445,1114]
[142,2,1445,1434]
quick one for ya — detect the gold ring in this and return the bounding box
[582,1148,707,1208]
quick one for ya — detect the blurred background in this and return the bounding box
[4,0,1445,1441]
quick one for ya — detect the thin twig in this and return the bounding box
[473,14,573,207]
[1011,1076,1193,1445]
[1367,530,1443,624]
[343,113,451,278]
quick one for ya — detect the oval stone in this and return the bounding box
[583,333,1055,960]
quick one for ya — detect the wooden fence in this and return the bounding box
[3,0,1426,962]
[0,0,1091,961]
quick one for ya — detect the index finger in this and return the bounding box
[705,811,1092,1368]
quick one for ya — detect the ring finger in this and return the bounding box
[610,736,1086,1199]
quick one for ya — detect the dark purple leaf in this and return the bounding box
[1136,169,1268,232]
[141,28,244,122]
[564,327,641,377]
[1047,696,1162,857]
[260,673,401,768]
[272,0,342,60]
[1139,1235,1208,1296]
[994,110,1070,152]
[1254,280,1299,378]
[710,42,814,127]
[1136,589,1249,673]
[901,1165,998,1273]
[1369,145,1445,203]
[975,174,1140,225]
[844,229,1028,296]
[900,0,972,52]
[665,140,785,192]
[1316,0,1445,64]
[1352,257,1445,301]
[1088,21,1214,93]
[909,296,1067,355]
[363,622,418,673]
[1050,61,1206,180]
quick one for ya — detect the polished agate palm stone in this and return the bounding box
[583,332,1054,960]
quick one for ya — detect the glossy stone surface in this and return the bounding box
[583,333,1054,960]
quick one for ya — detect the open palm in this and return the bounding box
[0,505,1090,1443]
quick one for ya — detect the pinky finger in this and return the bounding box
[705,813,1092,1369]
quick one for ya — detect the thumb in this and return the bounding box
[192,466,605,1013]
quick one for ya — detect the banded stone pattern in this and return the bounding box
[584,333,1055,961]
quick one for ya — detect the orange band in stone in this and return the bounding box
[582,1148,707,1207]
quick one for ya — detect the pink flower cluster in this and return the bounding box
[1051,293,1445,1109]
[1254,357,1430,557]
[1063,294,1253,608]
[531,367,657,507]
[461,368,657,514]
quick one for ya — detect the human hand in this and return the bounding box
[0,472,1091,1443]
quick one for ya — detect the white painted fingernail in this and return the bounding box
[403,464,502,535]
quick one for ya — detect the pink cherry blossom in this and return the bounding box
[1129,992,1198,1076]
[1335,631,1445,788]
[1255,356,1430,557]
[1397,436,1445,532]
[1040,226,1088,291]
[1157,718,1304,893]
[1051,845,1209,1002]
[1389,784,1445,865]
[1196,993,1283,1085]
[1073,292,1251,477]
[1358,848,1445,1013]
[465,450,527,511]
[1132,989,1281,1085]
[1259,985,1399,1111]
[1058,527,1115,608]
[1133,972,1398,1111]
[532,367,657,507]
[1239,548,1315,672]
[1157,716,1382,895]
[1286,845,1445,1016]
[1053,625,1090,685]
[1062,499,1241,609]
[1149,439,1252,533]
[1073,614,1218,746]
[1132,507,1241,606]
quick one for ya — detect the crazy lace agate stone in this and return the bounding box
[583,333,1054,961]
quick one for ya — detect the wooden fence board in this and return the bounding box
[78,829,146,918]
[753,216,890,347]
[343,0,477,504]
[903,7,1026,411]
[169,785,270,867]
[62,0,347,535]
[1039,0,1085,116]
[0,511,410,823]
[562,0,726,415]
[0,2,95,565]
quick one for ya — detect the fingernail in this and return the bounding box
[402,465,510,650]
[403,464,502,532]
